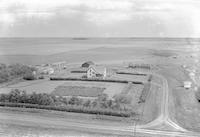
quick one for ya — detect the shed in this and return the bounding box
[81,61,94,68]
[184,81,192,89]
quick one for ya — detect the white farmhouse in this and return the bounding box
[87,66,106,79]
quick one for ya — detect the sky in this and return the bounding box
[1,0,200,37]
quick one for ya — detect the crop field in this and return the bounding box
[51,81,127,98]
[52,86,105,97]
[111,73,149,83]
[0,80,128,98]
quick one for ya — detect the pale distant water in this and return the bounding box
[0,37,200,55]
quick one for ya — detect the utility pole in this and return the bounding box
[133,117,139,137]
[134,120,136,137]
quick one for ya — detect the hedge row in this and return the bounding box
[50,77,143,85]
[0,102,132,117]
[70,70,87,73]
[139,83,151,103]
[116,72,147,76]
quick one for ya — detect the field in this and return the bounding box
[51,81,128,98]
[52,86,105,97]
[111,73,149,83]
[0,79,129,98]
[1,38,195,65]
[0,79,66,94]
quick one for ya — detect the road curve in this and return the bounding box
[140,73,186,131]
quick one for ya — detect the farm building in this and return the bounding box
[183,81,192,89]
[81,61,95,68]
[87,66,106,79]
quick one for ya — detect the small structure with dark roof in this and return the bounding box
[81,61,94,68]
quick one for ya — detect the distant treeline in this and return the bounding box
[0,89,136,117]
[0,63,36,83]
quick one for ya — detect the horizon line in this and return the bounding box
[0,37,200,39]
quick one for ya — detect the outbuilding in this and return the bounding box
[183,81,192,89]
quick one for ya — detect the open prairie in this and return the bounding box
[0,38,198,65]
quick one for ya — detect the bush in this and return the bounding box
[69,96,83,105]
[114,94,132,104]
[0,70,9,83]
[38,75,45,79]
[0,63,36,83]
[0,102,132,117]
[139,83,150,103]
[23,73,36,80]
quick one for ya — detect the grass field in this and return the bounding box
[111,73,149,83]
[0,79,66,94]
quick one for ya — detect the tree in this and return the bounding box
[37,93,54,105]
[0,94,9,102]
[0,63,6,70]
[97,94,108,102]
[8,89,22,103]
[29,92,38,104]
[23,73,36,80]
[92,100,98,107]
[106,99,114,108]
[83,100,91,107]
[114,94,132,104]
[19,90,28,103]
[114,94,132,111]
[69,96,82,105]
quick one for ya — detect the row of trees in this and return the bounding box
[195,88,200,102]
[0,63,36,83]
[0,89,135,117]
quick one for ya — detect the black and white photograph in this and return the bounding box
[0,0,200,136]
